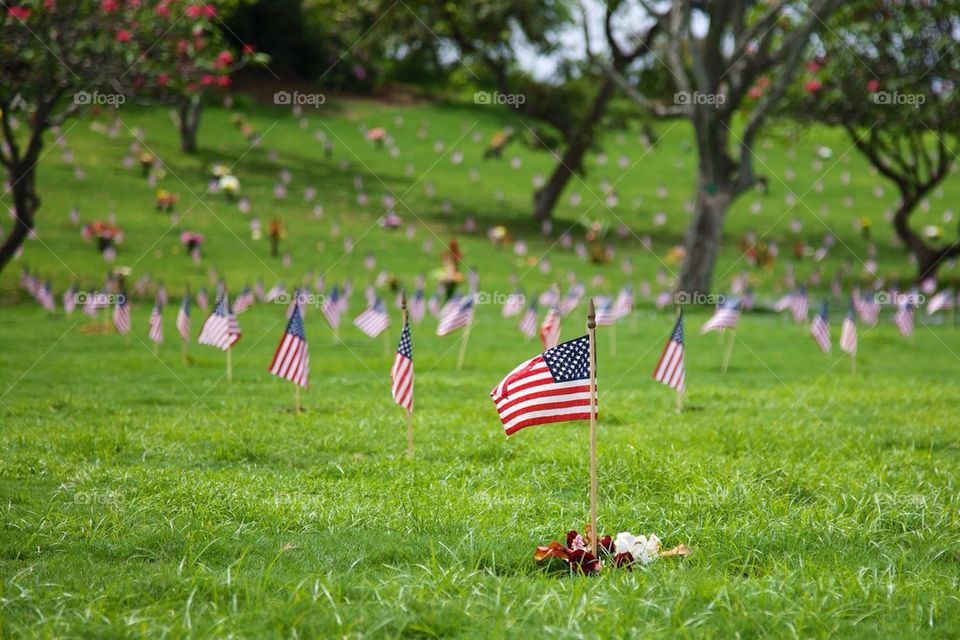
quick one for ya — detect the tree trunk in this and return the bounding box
[677,179,733,296]
[178,95,203,154]
[532,78,616,221]
[0,161,40,274]
[893,195,960,282]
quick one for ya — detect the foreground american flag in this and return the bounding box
[148,302,163,343]
[198,295,241,350]
[538,306,562,348]
[490,335,596,435]
[176,294,191,342]
[810,302,830,353]
[653,313,685,391]
[268,303,309,388]
[390,321,414,411]
[354,299,390,338]
[113,294,131,335]
[894,302,914,337]
[437,295,474,336]
[701,298,741,334]
[839,304,857,355]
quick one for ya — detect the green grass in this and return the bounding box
[2,97,960,637]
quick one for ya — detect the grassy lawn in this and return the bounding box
[2,97,959,637]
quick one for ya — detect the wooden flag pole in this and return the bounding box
[456,315,473,371]
[674,304,684,413]
[226,348,233,382]
[586,298,599,556]
[721,329,736,373]
[401,293,414,459]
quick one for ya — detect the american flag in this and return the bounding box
[265,281,285,302]
[234,286,255,313]
[196,287,209,312]
[538,287,559,308]
[437,295,474,336]
[63,285,78,315]
[519,299,538,338]
[157,283,168,307]
[538,306,562,348]
[84,290,109,317]
[810,301,830,353]
[773,291,795,312]
[427,292,441,318]
[254,278,266,301]
[198,295,242,350]
[655,290,672,309]
[791,286,809,323]
[853,290,880,325]
[36,280,55,312]
[176,294,191,342]
[268,303,309,388]
[612,285,634,319]
[354,298,390,337]
[409,288,426,323]
[501,288,525,317]
[559,283,585,315]
[701,298,741,333]
[653,313,685,391]
[490,335,596,436]
[926,289,953,316]
[390,321,414,411]
[148,301,163,343]
[894,302,914,337]
[322,286,342,329]
[594,297,617,326]
[113,293,132,335]
[839,303,857,355]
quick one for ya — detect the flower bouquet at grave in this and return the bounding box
[535,526,689,575]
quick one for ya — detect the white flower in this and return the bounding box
[219,175,240,193]
[613,532,662,565]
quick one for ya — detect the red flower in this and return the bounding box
[806,61,821,73]
[157,72,169,87]
[242,44,256,55]
[116,29,132,43]
[215,50,234,67]
[101,0,119,12]
[217,75,231,87]
[612,552,634,568]
[598,535,613,553]
[867,79,880,92]
[7,6,30,19]
[201,74,216,86]
[804,79,822,93]
[566,549,600,575]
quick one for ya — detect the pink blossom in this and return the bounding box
[7,6,31,19]
[867,79,880,92]
[116,29,132,43]
[804,79,822,93]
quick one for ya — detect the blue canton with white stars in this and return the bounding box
[397,322,413,359]
[542,335,591,382]
[671,316,684,344]
[287,305,306,339]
